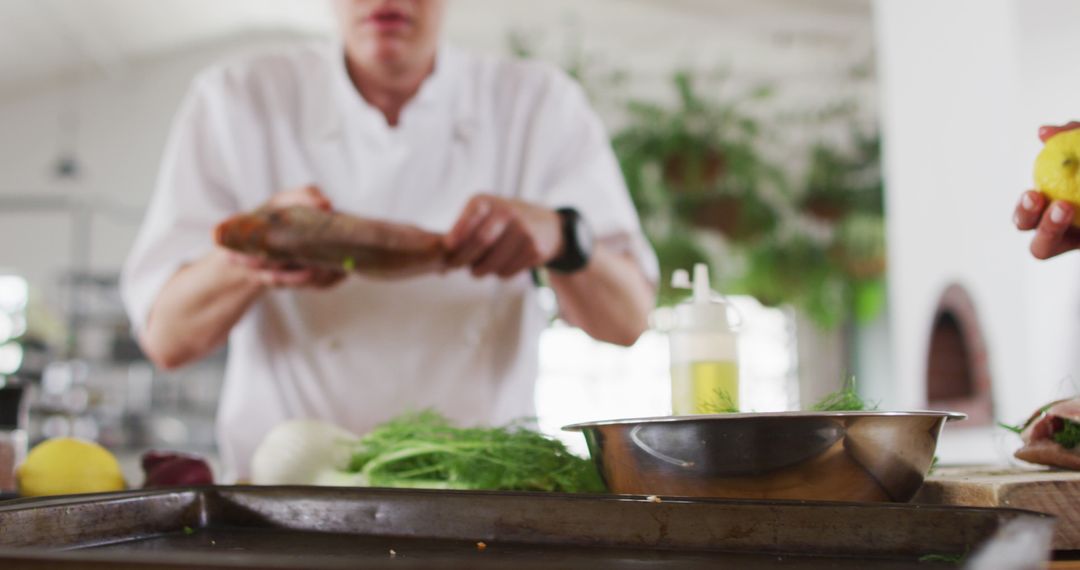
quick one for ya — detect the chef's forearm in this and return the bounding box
[549,245,655,347]
[140,249,265,370]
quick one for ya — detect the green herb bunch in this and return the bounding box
[810,378,877,412]
[700,389,740,414]
[345,411,606,494]
[1053,420,1080,449]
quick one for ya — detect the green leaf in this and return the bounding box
[345,411,606,494]
[853,279,886,324]
[747,84,775,101]
[1053,420,1080,449]
[810,378,877,412]
[505,30,536,59]
[997,422,1024,435]
[699,388,739,414]
[999,401,1062,437]
[672,70,701,112]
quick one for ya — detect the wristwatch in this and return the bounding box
[546,208,594,274]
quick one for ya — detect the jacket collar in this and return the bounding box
[314,41,463,141]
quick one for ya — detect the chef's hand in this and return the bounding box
[445,195,563,279]
[1015,122,1080,260]
[228,185,346,288]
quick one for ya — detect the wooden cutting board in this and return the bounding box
[914,466,1080,551]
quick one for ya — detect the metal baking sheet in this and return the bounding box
[0,486,1054,569]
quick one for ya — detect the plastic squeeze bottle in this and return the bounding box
[669,264,740,415]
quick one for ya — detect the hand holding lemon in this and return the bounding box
[1016,121,1080,259]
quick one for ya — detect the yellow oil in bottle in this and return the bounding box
[671,361,740,415]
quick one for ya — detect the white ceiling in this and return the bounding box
[0,0,334,91]
[0,0,872,98]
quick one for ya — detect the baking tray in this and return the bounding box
[0,486,1054,569]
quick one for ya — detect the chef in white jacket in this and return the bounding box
[122,0,657,481]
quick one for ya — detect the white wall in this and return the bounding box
[0,34,310,305]
[875,0,1080,462]
[1014,1,1080,406]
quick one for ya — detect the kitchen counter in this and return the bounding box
[915,465,1080,551]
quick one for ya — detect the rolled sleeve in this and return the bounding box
[120,72,240,335]
[523,70,658,285]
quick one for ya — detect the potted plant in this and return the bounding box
[799,131,883,223]
[613,71,784,244]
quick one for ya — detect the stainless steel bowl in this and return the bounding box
[563,411,965,503]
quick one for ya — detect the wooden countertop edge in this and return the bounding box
[915,466,1080,551]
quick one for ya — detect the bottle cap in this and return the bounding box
[672,263,734,332]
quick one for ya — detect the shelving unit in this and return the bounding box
[0,268,218,455]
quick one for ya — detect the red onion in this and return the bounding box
[141,451,213,488]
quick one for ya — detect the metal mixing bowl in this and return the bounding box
[563,411,965,503]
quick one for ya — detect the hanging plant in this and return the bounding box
[504,31,887,329]
[829,214,887,281]
[613,69,789,297]
[673,189,778,243]
[799,132,883,222]
[614,71,779,207]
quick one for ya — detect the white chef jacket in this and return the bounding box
[121,42,658,481]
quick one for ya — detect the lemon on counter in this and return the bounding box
[17,438,126,497]
[1035,128,1080,226]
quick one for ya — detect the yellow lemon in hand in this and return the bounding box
[1035,128,1080,226]
[17,438,126,497]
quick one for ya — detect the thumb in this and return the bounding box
[301,185,333,211]
[1039,121,1080,143]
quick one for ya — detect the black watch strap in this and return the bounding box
[546,208,593,274]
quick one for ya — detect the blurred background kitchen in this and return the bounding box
[0,0,1077,478]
